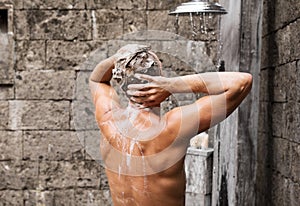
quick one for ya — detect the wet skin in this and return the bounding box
[97,106,188,206]
[89,45,253,206]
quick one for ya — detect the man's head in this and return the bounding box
[112,44,162,98]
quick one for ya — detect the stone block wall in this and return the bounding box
[2,0,298,205]
[257,0,300,205]
[0,0,219,205]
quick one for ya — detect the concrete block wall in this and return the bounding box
[0,0,219,205]
[257,0,300,205]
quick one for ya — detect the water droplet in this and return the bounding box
[175,14,179,34]
[204,13,208,35]
[199,13,205,34]
[190,13,197,40]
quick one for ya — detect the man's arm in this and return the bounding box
[128,72,253,135]
[89,56,115,95]
[89,56,120,122]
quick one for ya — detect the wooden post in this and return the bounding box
[212,0,262,205]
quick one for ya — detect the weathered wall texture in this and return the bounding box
[0,0,217,205]
[1,0,298,205]
[257,0,300,205]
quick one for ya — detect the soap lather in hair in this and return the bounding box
[112,45,162,98]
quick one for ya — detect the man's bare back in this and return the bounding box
[89,44,253,206]
[97,104,189,206]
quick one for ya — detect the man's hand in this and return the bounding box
[127,74,171,108]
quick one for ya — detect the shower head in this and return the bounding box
[169,0,227,15]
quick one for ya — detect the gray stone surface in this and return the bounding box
[15,70,75,100]
[14,10,30,40]
[290,141,300,182]
[274,19,300,66]
[15,40,46,71]
[93,9,123,40]
[271,173,289,205]
[23,189,111,206]
[270,172,300,206]
[289,20,300,61]
[147,10,177,34]
[38,160,103,189]
[0,190,23,205]
[72,100,98,130]
[271,103,286,138]
[0,0,23,9]
[0,0,297,205]
[258,102,268,133]
[0,86,14,100]
[273,0,300,32]
[24,190,56,206]
[28,10,92,40]
[272,138,291,177]
[76,71,92,101]
[285,101,300,143]
[0,161,39,190]
[46,40,106,71]
[23,0,85,9]
[258,1,300,205]
[276,26,292,65]
[289,180,300,206]
[273,62,298,102]
[8,100,70,130]
[0,131,22,160]
[273,66,288,103]
[148,0,184,10]
[23,131,84,161]
[0,101,9,129]
[124,10,147,34]
[80,130,102,161]
[259,69,269,102]
[74,189,112,206]
[72,72,97,132]
[115,0,146,10]
[81,46,108,71]
[260,35,275,69]
[85,0,118,9]
[262,0,300,36]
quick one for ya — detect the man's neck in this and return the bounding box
[128,101,161,116]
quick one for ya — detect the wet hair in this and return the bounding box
[112,47,162,97]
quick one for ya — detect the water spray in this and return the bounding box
[169,0,227,71]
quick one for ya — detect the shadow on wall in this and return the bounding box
[257,0,278,205]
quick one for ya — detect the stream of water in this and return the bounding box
[174,12,224,71]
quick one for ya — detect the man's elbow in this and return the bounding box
[235,73,253,97]
[241,73,253,91]
[228,73,253,97]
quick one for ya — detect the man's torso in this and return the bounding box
[98,107,188,206]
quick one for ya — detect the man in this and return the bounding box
[89,44,252,206]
